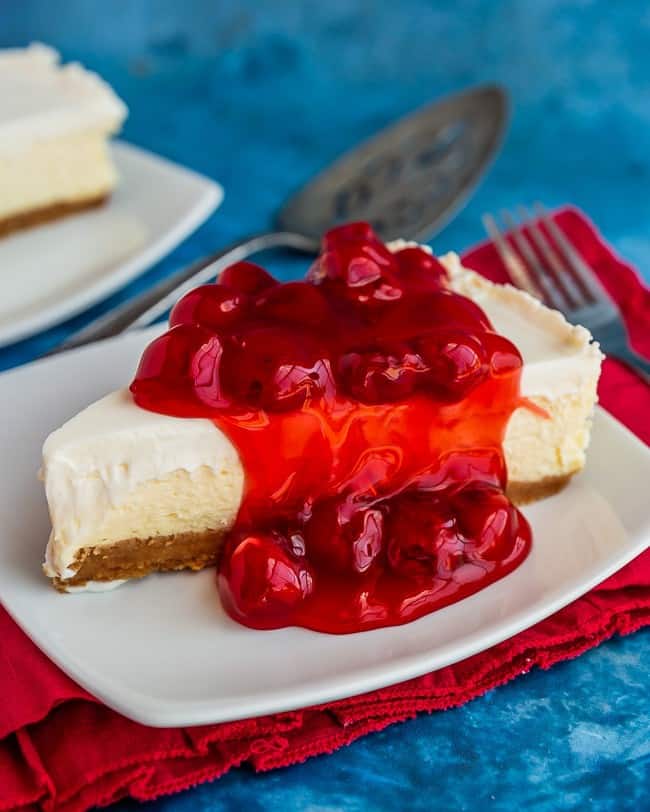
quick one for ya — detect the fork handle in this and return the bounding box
[592,327,650,384]
[608,344,650,384]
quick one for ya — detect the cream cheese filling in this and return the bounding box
[42,390,245,580]
[0,132,117,220]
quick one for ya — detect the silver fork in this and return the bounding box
[483,203,650,383]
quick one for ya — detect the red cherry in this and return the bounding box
[169,284,247,330]
[453,483,520,561]
[305,499,385,574]
[416,328,488,400]
[338,345,427,404]
[310,222,398,291]
[377,289,491,342]
[322,222,377,247]
[428,290,493,332]
[386,492,460,577]
[219,261,278,295]
[130,324,218,415]
[417,450,506,493]
[483,333,523,377]
[350,509,384,572]
[219,531,314,626]
[312,249,391,290]
[220,326,335,411]
[191,334,230,408]
[394,247,448,291]
[255,281,331,326]
[351,273,403,305]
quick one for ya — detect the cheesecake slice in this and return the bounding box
[42,248,603,596]
[0,43,127,236]
[43,390,244,590]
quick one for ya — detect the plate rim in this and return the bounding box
[0,140,223,347]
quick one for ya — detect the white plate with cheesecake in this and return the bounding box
[0,141,223,347]
[0,236,649,727]
[0,44,222,346]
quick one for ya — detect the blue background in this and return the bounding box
[2,1,649,809]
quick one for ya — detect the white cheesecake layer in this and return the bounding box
[0,132,117,220]
[0,43,127,222]
[0,43,126,154]
[42,390,244,580]
[505,388,598,484]
[42,257,603,587]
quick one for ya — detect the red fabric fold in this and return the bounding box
[2,207,648,811]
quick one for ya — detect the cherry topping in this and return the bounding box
[484,333,523,377]
[377,290,492,343]
[338,344,426,404]
[453,483,521,561]
[394,247,448,291]
[305,499,385,574]
[311,222,400,300]
[130,221,532,633]
[386,493,460,577]
[322,222,376,245]
[416,328,488,400]
[191,334,229,409]
[219,261,278,295]
[427,290,493,332]
[219,531,314,627]
[220,326,335,412]
[255,281,331,326]
[170,284,246,331]
[131,323,218,415]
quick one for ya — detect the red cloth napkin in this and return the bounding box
[2,207,649,812]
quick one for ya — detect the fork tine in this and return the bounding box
[533,202,610,304]
[516,204,582,309]
[481,213,542,299]
[500,209,565,310]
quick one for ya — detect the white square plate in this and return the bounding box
[0,329,648,728]
[0,142,223,346]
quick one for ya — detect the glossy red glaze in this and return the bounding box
[131,223,531,633]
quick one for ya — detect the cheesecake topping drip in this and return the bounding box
[131,223,531,633]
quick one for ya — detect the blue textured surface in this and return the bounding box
[2,2,649,809]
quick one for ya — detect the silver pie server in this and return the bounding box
[51,84,508,354]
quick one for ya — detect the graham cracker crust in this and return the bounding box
[507,472,575,505]
[53,529,227,591]
[0,194,109,238]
